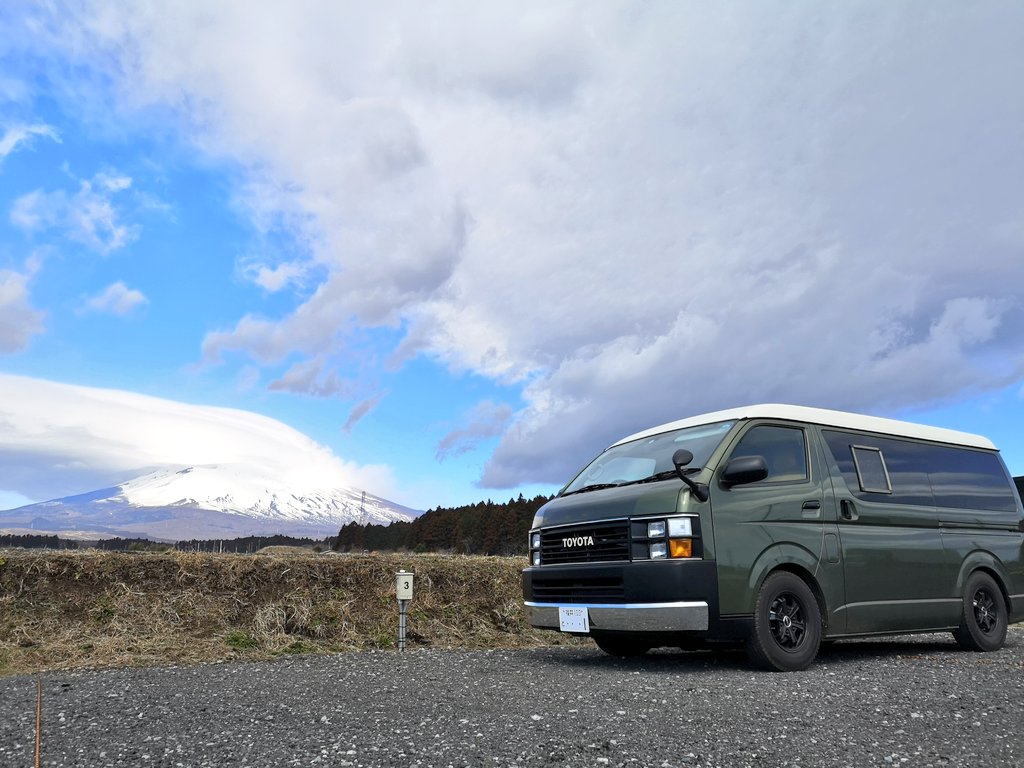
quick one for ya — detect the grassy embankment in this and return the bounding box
[0,549,578,677]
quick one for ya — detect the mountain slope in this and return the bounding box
[0,465,420,541]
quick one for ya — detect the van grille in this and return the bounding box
[540,520,630,565]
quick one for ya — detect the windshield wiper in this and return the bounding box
[633,470,685,484]
[560,482,622,497]
[630,467,701,485]
[565,467,702,495]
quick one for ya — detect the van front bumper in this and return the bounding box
[522,559,719,634]
[525,600,709,632]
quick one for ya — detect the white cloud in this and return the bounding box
[0,262,45,353]
[83,281,148,316]
[436,401,514,461]
[245,261,308,292]
[0,373,397,502]
[11,172,137,253]
[0,123,59,162]
[342,390,388,433]
[481,294,1023,486]
[29,3,1024,486]
[268,358,353,398]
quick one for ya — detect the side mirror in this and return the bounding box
[672,448,694,468]
[671,447,708,502]
[721,455,769,487]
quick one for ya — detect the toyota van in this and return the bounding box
[522,404,1024,671]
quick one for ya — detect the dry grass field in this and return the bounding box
[0,549,576,677]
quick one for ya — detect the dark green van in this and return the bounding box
[522,404,1024,671]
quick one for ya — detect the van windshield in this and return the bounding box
[561,420,736,495]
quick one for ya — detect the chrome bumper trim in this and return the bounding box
[525,600,709,633]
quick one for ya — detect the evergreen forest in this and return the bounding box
[333,494,551,556]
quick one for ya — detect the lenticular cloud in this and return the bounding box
[0,374,394,503]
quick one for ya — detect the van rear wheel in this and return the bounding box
[747,571,821,672]
[953,572,1007,652]
[593,635,651,657]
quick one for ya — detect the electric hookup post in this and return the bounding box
[396,570,414,651]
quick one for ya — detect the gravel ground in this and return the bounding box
[1,631,1022,768]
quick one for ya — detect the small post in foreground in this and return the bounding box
[396,570,414,651]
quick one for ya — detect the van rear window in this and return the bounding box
[927,445,1018,512]
[823,430,1017,513]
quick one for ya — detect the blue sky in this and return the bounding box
[1,3,1022,512]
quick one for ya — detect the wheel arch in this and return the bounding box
[747,545,828,631]
[956,551,1012,611]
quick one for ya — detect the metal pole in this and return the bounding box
[398,599,407,651]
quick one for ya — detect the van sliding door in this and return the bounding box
[821,431,956,634]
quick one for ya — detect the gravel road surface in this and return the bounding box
[1,632,1022,767]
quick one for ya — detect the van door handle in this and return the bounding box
[801,499,821,518]
[840,499,858,521]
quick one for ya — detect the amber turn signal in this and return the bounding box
[669,538,693,558]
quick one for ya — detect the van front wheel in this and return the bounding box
[953,572,1007,652]
[747,572,821,672]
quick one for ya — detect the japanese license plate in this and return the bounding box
[558,606,590,633]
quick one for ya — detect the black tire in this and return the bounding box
[747,571,822,672]
[952,571,1007,652]
[593,634,651,657]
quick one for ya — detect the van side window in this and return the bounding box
[851,445,892,493]
[823,430,931,504]
[732,425,807,483]
[928,446,1018,512]
[823,430,1017,513]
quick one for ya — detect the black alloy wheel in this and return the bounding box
[953,571,1007,652]
[747,571,822,672]
[769,591,807,649]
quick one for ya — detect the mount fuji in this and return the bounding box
[0,464,420,542]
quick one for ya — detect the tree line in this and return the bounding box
[0,533,330,552]
[0,533,78,549]
[333,493,550,556]
[175,534,331,553]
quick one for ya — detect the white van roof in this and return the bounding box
[612,404,997,451]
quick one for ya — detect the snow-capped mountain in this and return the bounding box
[0,464,420,542]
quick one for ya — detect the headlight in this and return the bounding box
[631,515,700,561]
[668,518,692,537]
[532,551,541,566]
[531,533,541,549]
[647,521,667,539]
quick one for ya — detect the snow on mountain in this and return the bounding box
[0,464,420,542]
[120,465,413,525]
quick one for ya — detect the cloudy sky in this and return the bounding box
[1,2,1022,511]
